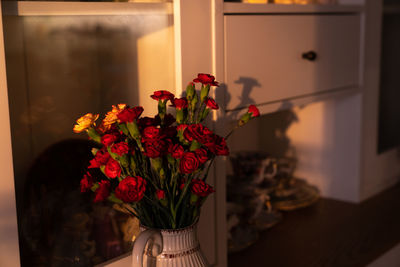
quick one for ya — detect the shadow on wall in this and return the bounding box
[215,76,298,158]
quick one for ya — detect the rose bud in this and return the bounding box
[156,189,168,206]
[248,105,260,117]
[238,105,260,126]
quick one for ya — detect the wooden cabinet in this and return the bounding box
[224,14,361,111]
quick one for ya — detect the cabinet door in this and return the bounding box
[0,3,175,266]
[224,14,361,111]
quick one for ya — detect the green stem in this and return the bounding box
[225,125,239,140]
[202,156,215,181]
[143,194,172,221]
[175,174,194,213]
[139,203,154,228]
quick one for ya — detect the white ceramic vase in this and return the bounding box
[131,222,210,267]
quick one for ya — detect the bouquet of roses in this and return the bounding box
[73,74,259,229]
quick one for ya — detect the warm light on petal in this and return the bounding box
[102,104,127,130]
[73,113,99,133]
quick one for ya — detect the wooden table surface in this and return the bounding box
[228,183,400,267]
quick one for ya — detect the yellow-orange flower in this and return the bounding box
[102,104,127,129]
[73,113,99,133]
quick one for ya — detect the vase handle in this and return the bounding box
[131,229,163,267]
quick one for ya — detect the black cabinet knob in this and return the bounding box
[302,51,317,61]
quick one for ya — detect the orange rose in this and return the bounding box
[73,113,99,133]
[102,104,127,129]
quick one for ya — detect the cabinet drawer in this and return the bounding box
[224,14,361,111]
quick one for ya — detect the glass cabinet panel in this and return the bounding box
[2,10,174,266]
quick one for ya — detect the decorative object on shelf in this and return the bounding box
[273,0,294,4]
[73,74,260,266]
[242,0,269,3]
[272,177,319,211]
[227,152,319,253]
[227,152,283,253]
[273,0,336,4]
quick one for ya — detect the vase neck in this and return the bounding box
[142,224,200,254]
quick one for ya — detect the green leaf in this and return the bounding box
[107,146,119,160]
[87,128,101,143]
[200,84,210,102]
[186,82,195,100]
[118,123,129,136]
[91,183,99,192]
[100,165,106,175]
[189,140,201,151]
[127,122,140,139]
[119,155,129,168]
[108,193,123,204]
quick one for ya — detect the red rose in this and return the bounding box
[184,124,213,143]
[137,116,159,129]
[88,150,110,168]
[204,97,219,110]
[95,149,111,164]
[143,139,168,158]
[171,97,188,110]
[88,158,100,169]
[115,176,146,203]
[142,126,163,141]
[151,90,175,101]
[101,133,118,147]
[195,148,209,164]
[93,180,110,203]
[169,143,185,159]
[117,106,144,123]
[179,152,200,174]
[80,172,93,193]
[156,189,166,200]
[193,73,219,86]
[111,142,129,156]
[206,135,229,156]
[248,105,260,117]
[104,158,121,178]
[191,179,215,197]
[201,134,217,149]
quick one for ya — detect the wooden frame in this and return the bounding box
[0,1,21,266]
